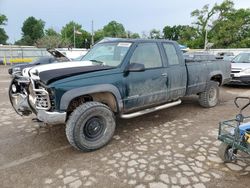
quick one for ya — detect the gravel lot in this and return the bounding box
[0,66,250,188]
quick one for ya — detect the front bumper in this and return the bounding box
[230,76,250,85]
[37,110,66,125]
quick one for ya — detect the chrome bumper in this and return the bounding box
[37,110,66,125]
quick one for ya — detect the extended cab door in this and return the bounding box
[123,42,169,112]
[161,42,187,99]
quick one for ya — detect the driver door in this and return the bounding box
[123,42,169,112]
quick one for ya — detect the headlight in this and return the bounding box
[13,67,21,72]
[11,84,17,93]
[242,68,250,74]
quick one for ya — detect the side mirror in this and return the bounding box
[126,63,145,72]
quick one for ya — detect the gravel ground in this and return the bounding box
[0,66,250,188]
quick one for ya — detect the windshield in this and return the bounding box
[232,53,250,63]
[81,42,132,67]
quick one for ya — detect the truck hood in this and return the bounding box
[22,60,114,85]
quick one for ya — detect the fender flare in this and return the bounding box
[60,84,123,112]
[209,71,223,85]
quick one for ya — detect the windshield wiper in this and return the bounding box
[89,59,105,65]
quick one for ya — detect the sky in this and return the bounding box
[1,0,250,43]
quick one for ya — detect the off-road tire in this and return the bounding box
[218,143,237,163]
[66,102,116,151]
[199,81,219,108]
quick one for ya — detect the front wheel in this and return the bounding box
[66,102,116,151]
[218,143,237,162]
[199,81,219,108]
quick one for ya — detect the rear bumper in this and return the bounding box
[37,110,66,125]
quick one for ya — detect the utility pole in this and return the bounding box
[204,28,208,50]
[73,25,76,48]
[91,20,94,47]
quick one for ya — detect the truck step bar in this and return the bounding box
[120,99,181,119]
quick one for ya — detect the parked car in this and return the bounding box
[223,55,234,61]
[9,39,231,151]
[8,49,71,75]
[230,53,250,85]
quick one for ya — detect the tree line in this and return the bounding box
[0,0,250,49]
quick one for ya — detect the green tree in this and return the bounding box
[130,33,140,39]
[163,25,199,48]
[36,35,71,48]
[211,8,250,48]
[163,26,175,40]
[94,29,105,43]
[192,0,250,48]
[16,16,45,45]
[191,0,234,48]
[149,29,162,39]
[178,26,200,48]
[0,14,9,44]
[45,28,59,36]
[61,21,91,48]
[163,25,188,40]
[103,21,126,38]
[127,31,140,38]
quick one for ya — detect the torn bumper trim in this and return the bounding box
[37,110,66,125]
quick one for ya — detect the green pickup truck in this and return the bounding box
[9,39,231,151]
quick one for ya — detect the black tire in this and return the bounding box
[199,81,219,108]
[218,143,237,162]
[66,102,116,151]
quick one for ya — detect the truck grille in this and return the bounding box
[29,80,51,110]
[231,70,240,74]
[35,90,51,110]
[231,68,241,74]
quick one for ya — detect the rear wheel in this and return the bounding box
[199,81,219,108]
[66,102,116,151]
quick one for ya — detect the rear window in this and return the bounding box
[163,43,179,65]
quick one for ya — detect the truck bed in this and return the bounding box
[186,60,231,95]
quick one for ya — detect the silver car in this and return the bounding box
[230,53,250,85]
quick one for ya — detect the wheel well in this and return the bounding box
[211,75,222,85]
[67,92,118,113]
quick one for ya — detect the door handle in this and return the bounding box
[161,73,168,77]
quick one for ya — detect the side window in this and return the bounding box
[163,43,180,66]
[130,43,162,69]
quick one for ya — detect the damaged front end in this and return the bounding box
[9,74,52,117]
[9,75,66,125]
